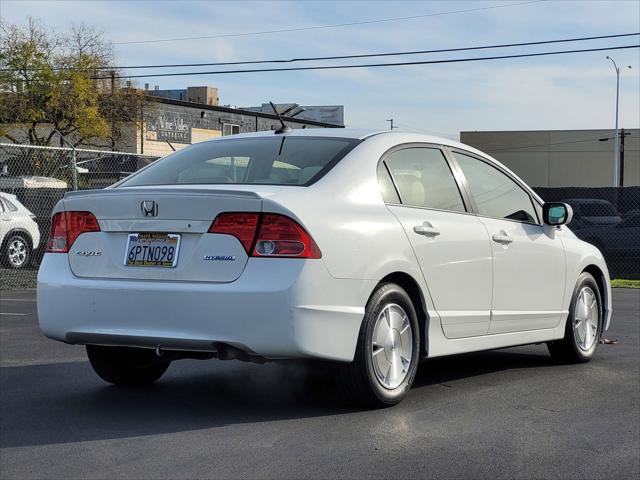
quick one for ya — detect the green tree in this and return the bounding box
[0,18,142,149]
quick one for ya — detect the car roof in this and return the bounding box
[208,127,480,152]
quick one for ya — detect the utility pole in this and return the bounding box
[110,70,116,151]
[386,118,396,131]
[605,56,632,187]
[619,129,631,187]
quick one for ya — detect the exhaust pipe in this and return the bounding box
[216,343,266,364]
[151,343,266,364]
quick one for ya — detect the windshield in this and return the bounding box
[119,136,360,187]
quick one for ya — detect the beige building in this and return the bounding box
[1,94,342,159]
[460,129,640,187]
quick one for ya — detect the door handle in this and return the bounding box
[492,231,513,244]
[413,221,440,237]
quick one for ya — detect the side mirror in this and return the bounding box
[543,202,573,226]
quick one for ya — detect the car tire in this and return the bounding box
[86,345,170,386]
[2,233,31,269]
[547,272,602,363]
[337,283,420,408]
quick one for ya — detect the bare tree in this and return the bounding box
[64,22,113,63]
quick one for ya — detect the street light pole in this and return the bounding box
[605,56,632,187]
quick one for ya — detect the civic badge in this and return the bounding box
[76,251,102,256]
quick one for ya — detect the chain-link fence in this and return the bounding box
[1,142,639,289]
[0,143,158,288]
[534,187,640,280]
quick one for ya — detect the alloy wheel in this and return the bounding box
[8,237,28,268]
[573,286,599,351]
[371,303,413,389]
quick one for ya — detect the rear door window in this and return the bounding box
[384,147,466,212]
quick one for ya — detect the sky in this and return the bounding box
[1,0,639,138]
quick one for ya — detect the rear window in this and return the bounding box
[119,136,360,187]
[579,203,618,217]
[2,197,18,212]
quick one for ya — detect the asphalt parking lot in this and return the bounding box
[1,288,638,480]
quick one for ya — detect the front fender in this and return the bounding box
[561,231,612,331]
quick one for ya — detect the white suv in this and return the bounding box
[0,193,41,269]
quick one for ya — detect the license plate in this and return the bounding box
[125,233,181,268]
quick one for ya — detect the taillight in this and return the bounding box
[253,214,321,258]
[208,213,260,253]
[209,212,321,259]
[46,211,100,253]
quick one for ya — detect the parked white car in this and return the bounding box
[37,129,611,406]
[1,193,41,269]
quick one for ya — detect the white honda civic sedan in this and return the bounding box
[37,129,611,406]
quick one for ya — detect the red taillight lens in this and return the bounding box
[46,211,100,253]
[208,212,321,258]
[253,214,321,258]
[209,212,260,253]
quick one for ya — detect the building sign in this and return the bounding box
[146,114,192,144]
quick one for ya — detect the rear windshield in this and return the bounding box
[119,136,360,187]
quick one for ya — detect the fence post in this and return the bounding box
[71,147,78,191]
[54,130,78,190]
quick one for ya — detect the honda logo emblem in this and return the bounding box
[141,201,158,217]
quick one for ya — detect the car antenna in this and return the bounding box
[269,102,292,134]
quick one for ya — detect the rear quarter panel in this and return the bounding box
[261,134,438,310]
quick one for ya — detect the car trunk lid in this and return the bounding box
[63,188,262,282]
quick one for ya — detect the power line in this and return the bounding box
[9,32,637,72]
[112,0,546,46]
[91,44,640,80]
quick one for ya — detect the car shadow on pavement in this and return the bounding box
[0,347,555,448]
[413,348,556,389]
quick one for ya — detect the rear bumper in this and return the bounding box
[37,254,373,362]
